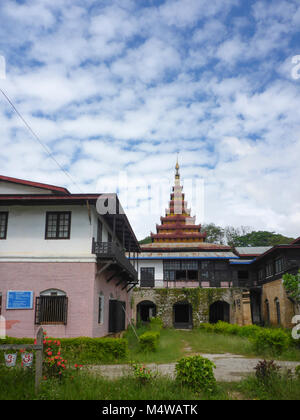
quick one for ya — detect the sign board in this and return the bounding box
[6,291,33,310]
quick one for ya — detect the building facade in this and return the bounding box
[0,175,140,338]
[132,163,300,329]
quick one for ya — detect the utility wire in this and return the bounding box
[0,87,83,193]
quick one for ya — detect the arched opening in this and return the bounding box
[173,301,193,329]
[137,301,157,323]
[209,301,230,324]
[36,289,68,325]
[265,299,270,325]
[275,298,281,325]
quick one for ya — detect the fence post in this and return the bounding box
[35,327,44,394]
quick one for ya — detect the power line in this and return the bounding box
[0,87,83,193]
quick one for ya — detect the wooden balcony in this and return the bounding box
[92,240,138,283]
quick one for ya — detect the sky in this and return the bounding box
[0,0,300,240]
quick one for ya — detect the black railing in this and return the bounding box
[92,240,138,280]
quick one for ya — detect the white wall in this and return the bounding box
[0,204,96,260]
[138,259,164,287]
[0,181,55,195]
[0,203,125,261]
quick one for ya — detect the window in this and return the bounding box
[265,299,270,324]
[266,263,273,277]
[45,212,71,239]
[275,258,284,274]
[98,293,104,324]
[140,268,155,287]
[181,260,198,270]
[258,268,265,282]
[35,290,68,325]
[275,298,281,325]
[0,212,8,240]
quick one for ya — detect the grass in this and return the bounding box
[226,374,300,400]
[0,365,228,400]
[124,326,300,363]
[1,364,300,400]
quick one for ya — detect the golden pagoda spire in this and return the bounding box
[175,154,180,179]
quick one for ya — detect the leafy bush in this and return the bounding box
[213,321,240,335]
[198,323,215,333]
[131,362,156,384]
[254,360,281,383]
[238,325,262,339]
[149,317,163,331]
[252,329,290,356]
[1,336,128,364]
[139,331,160,352]
[175,355,216,393]
[295,365,300,379]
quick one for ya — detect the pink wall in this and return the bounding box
[0,262,132,338]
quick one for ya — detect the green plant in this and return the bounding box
[283,270,300,304]
[213,321,240,335]
[139,331,160,352]
[149,317,163,331]
[131,362,156,384]
[254,360,281,383]
[252,329,290,356]
[295,365,300,379]
[175,355,216,393]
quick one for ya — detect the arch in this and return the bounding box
[173,301,193,329]
[40,289,66,296]
[265,299,270,325]
[274,297,281,325]
[209,301,230,324]
[137,300,157,323]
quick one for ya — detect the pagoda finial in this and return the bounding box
[175,153,180,179]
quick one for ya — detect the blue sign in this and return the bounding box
[6,291,33,310]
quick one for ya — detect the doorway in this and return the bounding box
[137,301,157,323]
[173,302,193,329]
[209,301,230,324]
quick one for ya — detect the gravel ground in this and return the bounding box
[86,354,300,382]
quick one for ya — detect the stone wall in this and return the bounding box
[262,279,297,328]
[132,287,250,327]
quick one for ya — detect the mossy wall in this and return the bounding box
[133,288,246,328]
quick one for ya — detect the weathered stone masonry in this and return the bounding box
[132,288,251,327]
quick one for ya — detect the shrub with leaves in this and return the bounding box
[149,317,163,331]
[139,331,160,352]
[252,329,290,356]
[131,362,156,384]
[175,355,216,393]
[254,360,281,383]
[295,365,300,379]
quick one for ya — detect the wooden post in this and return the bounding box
[35,327,44,394]
[0,326,44,395]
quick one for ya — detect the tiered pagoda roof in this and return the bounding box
[150,160,207,244]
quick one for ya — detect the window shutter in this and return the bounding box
[35,297,41,325]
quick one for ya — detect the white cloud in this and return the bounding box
[0,0,299,240]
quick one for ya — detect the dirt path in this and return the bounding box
[86,354,299,382]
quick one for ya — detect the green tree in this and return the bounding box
[231,231,294,247]
[139,236,152,245]
[283,270,300,304]
[201,223,225,244]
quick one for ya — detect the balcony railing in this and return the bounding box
[92,240,138,281]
